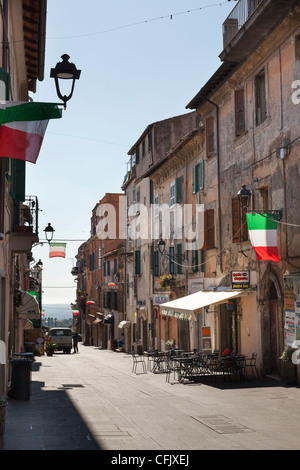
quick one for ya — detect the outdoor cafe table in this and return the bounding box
[145,351,167,373]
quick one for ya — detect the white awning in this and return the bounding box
[17,291,40,320]
[118,320,131,329]
[160,289,254,321]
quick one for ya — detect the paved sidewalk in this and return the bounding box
[3,344,300,451]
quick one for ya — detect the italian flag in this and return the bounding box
[246,212,280,262]
[86,300,96,305]
[0,101,62,163]
[49,243,67,259]
[72,309,80,316]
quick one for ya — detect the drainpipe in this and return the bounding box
[203,97,223,273]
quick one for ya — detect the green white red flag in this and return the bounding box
[0,101,62,163]
[246,212,280,262]
[49,243,67,259]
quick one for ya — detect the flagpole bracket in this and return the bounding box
[246,210,282,221]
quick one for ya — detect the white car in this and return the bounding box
[49,327,73,354]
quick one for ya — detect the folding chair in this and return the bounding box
[132,353,147,374]
[245,353,260,379]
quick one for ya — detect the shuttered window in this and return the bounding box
[235,87,245,136]
[193,161,204,194]
[154,250,159,276]
[206,116,215,156]
[232,197,248,242]
[255,69,267,126]
[204,209,215,249]
[169,246,174,275]
[176,176,183,203]
[135,250,141,275]
[176,243,183,274]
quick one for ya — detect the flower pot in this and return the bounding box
[0,402,8,450]
[279,360,297,384]
[46,351,54,356]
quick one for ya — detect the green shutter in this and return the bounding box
[177,243,182,274]
[154,250,159,276]
[199,161,204,191]
[169,246,174,274]
[135,250,141,275]
[176,176,183,203]
[10,159,26,202]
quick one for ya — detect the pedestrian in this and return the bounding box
[118,333,124,349]
[73,332,79,353]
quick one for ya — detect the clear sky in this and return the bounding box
[26,0,235,305]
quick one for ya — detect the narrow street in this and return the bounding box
[4,344,300,452]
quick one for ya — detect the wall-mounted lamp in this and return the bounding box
[50,54,81,109]
[237,185,252,212]
[157,238,185,261]
[44,223,55,243]
[157,238,166,255]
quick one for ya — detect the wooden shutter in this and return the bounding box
[206,116,215,155]
[235,88,245,136]
[232,198,241,243]
[204,209,215,249]
[232,197,248,242]
[255,69,266,126]
[154,250,159,276]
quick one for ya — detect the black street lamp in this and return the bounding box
[157,238,166,255]
[44,223,55,243]
[157,238,185,261]
[50,54,81,109]
[237,185,252,212]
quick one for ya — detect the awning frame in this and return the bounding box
[160,288,255,321]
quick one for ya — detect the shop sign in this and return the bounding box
[153,294,170,305]
[283,275,300,347]
[231,271,250,289]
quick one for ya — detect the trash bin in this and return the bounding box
[10,354,33,400]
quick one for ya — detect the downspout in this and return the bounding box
[203,97,223,273]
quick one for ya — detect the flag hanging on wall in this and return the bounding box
[0,101,62,163]
[246,212,280,262]
[86,300,96,305]
[72,309,80,316]
[49,243,67,259]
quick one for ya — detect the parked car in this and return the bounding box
[49,327,73,354]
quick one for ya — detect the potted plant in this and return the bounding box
[45,341,57,356]
[0,396,8,450]
[165,339,175,350]
[159,274,173,291]
[278,348,297,384]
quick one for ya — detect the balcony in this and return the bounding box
[10,196,39,253]
[220,0,297,63]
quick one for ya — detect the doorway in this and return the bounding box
[269,282,279,372]
[220,300,239,354]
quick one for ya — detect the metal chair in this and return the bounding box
[245,353,260,379]
[132,353,147,374]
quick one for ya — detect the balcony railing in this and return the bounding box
[14,196,39,234]
[223,0,264,49]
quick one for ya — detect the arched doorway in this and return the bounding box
[269,282,279,372]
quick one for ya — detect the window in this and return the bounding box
[169,246,174,275]
[193,161,204,194]
[154,194,159,217]
[232,197,248,243]
[128,225,132,252]
[260,186,269,211]
[206,116,215,155]
[235,87,245,136]
[135,250,141,275]
[103,261,106,276]
[176,176,183,203]
[148,130,152,151]
[170,181,175,207]
[142,140,145,157]
[204,210,215,249]
[107,260,111,275]
[255,69,267,126]
[154,250,159,276]
[98,248,101,270]
[176,243,183,274]
[114,258,118,275]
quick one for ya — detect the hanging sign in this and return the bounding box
[231,271,250,289]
